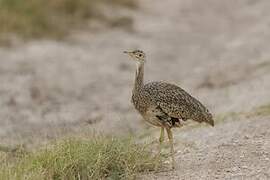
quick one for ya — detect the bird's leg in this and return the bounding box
[154,127,165,171]
[159,127,165,154]
[166,128,175,169]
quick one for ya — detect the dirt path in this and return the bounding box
[141,116,270,179]
[0,0,270,179]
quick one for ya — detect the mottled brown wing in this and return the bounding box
[143,82,209,122]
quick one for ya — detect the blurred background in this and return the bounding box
[0,0,270,160]
[1,0,270,178]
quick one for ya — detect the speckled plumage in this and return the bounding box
[127,50,214,129]
[132,81,214,128]
[125,49,214,168]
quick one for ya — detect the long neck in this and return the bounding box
[133,61,144,95]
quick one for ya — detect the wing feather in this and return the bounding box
[143,82,210,123]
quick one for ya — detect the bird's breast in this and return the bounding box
[131,93,148,114]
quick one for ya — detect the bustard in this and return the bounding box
[124,50,214,169]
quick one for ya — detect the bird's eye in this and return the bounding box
[138,54,142,57]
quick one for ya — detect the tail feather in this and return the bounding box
[206,113,214,127]
[207,118,214,126]
[194,112,215,127]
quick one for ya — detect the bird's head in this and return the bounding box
[123,50,146,63]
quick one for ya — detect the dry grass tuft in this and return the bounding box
[0,136,161,180]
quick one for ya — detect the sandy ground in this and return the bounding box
[141,117,270,180]
[0,0,270,179]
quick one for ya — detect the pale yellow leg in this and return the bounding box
[166,128,175,169]
[159,127,164,154]
[154,127,165,170]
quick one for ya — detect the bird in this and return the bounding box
[124,50,214,169]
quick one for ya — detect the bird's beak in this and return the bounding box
[123,51,131,54]
[123,51,133,58]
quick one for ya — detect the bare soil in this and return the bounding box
[0,0,270,179]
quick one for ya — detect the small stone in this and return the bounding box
[232,167,238,172]
[164,160,170,164]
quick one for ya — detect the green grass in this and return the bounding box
[214,111,242,123]
[215,103,270,123]
[247,103,270,117]
[0,137,161,180]
[0,0,137,41]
